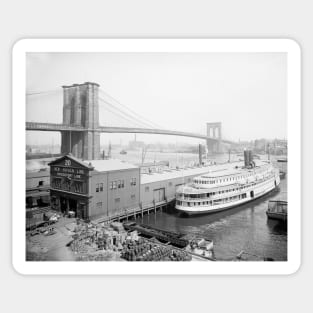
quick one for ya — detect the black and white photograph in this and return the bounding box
[12,39,300,274]
[2,1,312,312]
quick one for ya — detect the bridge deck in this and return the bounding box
[26,122,233,143]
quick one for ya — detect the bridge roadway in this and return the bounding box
[26,122,233,143]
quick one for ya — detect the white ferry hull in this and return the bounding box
[176,178,279,215]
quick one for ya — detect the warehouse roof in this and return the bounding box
[84,159,139,172]
[140,165,218,184]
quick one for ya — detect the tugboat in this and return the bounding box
[266,200,287,222]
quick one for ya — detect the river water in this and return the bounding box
[113,149,288,261]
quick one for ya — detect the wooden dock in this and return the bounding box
[92,198,175,225]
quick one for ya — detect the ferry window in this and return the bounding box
[100,183,103,192]
[145,186,149,192]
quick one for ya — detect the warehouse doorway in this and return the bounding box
[69,198,78,212]
[153,188,165,203]
[60,197,67,214]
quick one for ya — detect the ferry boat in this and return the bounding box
[175,151,280,215]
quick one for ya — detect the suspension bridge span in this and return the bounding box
[26,82,230,160]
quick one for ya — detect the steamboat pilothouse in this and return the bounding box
[175,150,280,215]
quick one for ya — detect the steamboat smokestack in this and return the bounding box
[244,150,253,167]
[199,144,203,165]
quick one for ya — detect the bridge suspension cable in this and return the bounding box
[98,97,156,129]
[98,95,161,129]
[99,89,163,129]
[26,88,61,97]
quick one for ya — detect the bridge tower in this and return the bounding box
[207,122,222,154]
[61,82,100,160]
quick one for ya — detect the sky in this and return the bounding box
[26,52,287,146]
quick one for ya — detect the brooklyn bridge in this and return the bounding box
[26,82,233,160]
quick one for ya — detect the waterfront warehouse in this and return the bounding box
[26,169,50,208]
[140,165,223,209]
[49,154,140,220]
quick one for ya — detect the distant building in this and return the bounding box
[128,140,145,150]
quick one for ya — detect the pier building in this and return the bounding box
[49,154,140,220]
[47,154,217,221]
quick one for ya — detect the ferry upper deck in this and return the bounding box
[178,160,275,193]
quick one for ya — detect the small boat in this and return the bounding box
[184,237,214,259]
[236,250,275,261]
[266,200,287,222]
[277,158,287,163]
[279,171,286,179]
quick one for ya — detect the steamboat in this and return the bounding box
[175,150,280,215]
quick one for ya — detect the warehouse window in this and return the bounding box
[53,178,62,189]
[74,181,83,193]
[131,194,136,200]
[118,180,125,189]
[38,180,44,187]
[96,202,102,209]
[100,183,103,192]
[130,178,136,186]
[96,184,99,192]
[115,197,120,203]
[113,181,117,189]
[145,186,149,192]
[109,181,113,190]
[64,180,71,191]
[168,182,173,187]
